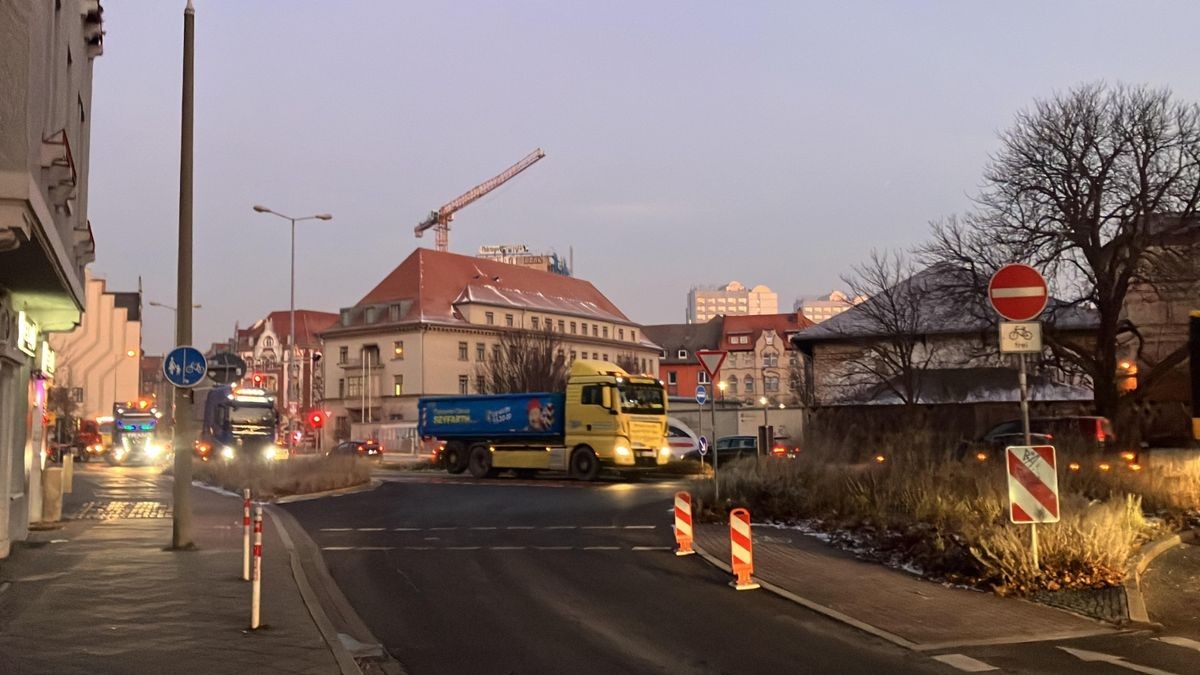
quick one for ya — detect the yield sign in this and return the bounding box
[695,350,727,380]
[1006,445,1060,524]
[989,263,1048,321]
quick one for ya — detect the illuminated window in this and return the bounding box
[393,341,404,359]
[393,375,403,396]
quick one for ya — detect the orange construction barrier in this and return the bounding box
[674,491,695,556]
[728,507,759,590]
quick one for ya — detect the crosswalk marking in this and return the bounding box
[1155,636,1200,653]
[931,654,997,672]
[1058,647,1178,675]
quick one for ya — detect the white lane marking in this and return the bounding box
[1057,647,1177,675]
[393,527,420,531]
[581,525,617,530]
[490,546,526,550]
[320,528,352,532]
[506,526,535,530]
[931,654,998,672]
[359,546,395,551]
[624,525,656,529]
[534,546,572,551]
[445,546,481,551]
[404,546,434,551]
[429,527,458,531]
[583,546,620,551]
[357,527,385,532]
[632,546,672,551]
[544,525,576,530]
[321,546,354,551]
[469,526,498,530]
[1155,636,1200,653]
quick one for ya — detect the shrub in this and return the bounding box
[190,456,372,500]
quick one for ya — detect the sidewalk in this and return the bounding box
[0,467,345,674]
[694,522,1117,651]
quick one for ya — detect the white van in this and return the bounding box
[665,416,701,462]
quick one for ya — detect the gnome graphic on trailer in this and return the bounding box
[525,398,556,432]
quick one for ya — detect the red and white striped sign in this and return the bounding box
[1006,445,1060,523]
[673,491,694,556]
[989,264,1048,322]
[728,507,758,589]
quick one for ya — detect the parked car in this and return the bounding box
[665,417,700,462]
[328,439,384,460]
[958,416,1135,466]
[684,435,756,463]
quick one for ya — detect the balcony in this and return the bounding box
[338,357,384,370]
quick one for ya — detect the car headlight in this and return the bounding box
[144,444,163,459]
[615,446,631,457]
[659,446,671,457]
[114,447,127,458]
[220,446,235,460]
[262,446,277,461]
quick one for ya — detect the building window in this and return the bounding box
[337,378,345,398]
[592,352,599,360]
[667,371,678,385]
[558,320,565,333]
[458,375,469,394]
[641,358,647,372]
[347,376,363,398]
[365,307,378,323]
[677,349,688,359]
[602,326,609,339]
[764,351,778,367]
[581,322,588,335]
[602,353,609,361]
[570,350,577,361]
[458,342,468,361]
[393,341,404,359]
[492,344,501,359]
[632,330,637,342]
[765,375,780,393]
[339,346,348,363]
[726,378,737,394]
[476,343,486,361]
[506,314,514,327]
[264,336,274,348]
[532,317,540,330]
[393,375,403,396]
[618,328,625,340]
[698,371,710,384]
[485,311,495,325]
[476,375,485,393]
[545,317,553,330]
[660,349,668,358]
[570,322,577,334]
[389,304,402,322]
[765,332,775,345]
[744,375,755,394]
[592,325,598,337]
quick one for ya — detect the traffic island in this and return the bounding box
[181,456,372,501]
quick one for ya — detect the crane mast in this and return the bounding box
[415,148,546,252]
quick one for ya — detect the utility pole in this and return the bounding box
[171,0,196,550]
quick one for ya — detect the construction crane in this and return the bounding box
[414,148,546,252]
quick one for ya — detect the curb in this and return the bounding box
[273,480,378,504]
[1123,527,1200,624]
[269,504,407,674]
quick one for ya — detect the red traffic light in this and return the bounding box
[308,412,325,428]
[251,373,264,386]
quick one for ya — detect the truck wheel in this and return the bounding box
[443,442,468,474]
[467,444,497,479]
[569,447,600,481]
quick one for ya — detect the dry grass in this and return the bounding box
[692,449,1197,594]
[191,456,372,500]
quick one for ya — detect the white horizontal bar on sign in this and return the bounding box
[991,287,1043,298]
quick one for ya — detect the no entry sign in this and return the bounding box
[1006,445,1060,524]
[988,264,1048,322]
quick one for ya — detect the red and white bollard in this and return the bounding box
[242,489,251,581]
[674,491,694,556]
[251,504,263,629]
[728,507,759,591]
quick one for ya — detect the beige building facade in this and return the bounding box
[796,290,866,324]
[687,281,778,323]
[320,249,661,444]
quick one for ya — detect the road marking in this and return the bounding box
[1058,647,1177,675]
[320,528,352,532]
[321,546,355,551]
[403,546,434,551]
[469,526,497,530]
[429,527,458,531]
[490,546,526,550]
[624,525,656,529]
[505,526,535,530]
[357,527,385,532]
[583,546,621,551]
[931,654,998,672]
[445,546,481,551]
[1155,636,1200,653]
[544,525,576,530]
[359,546,395,551]
[581,525,617,530]
[632,546,672,551]
[534,546,572,551]
[393,527,420,531]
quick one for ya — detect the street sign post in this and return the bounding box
[1006,445,1060,569]
[206,351,247,385]
[695,384,707,405]
[163,346,207,388]
[695,350,727,499]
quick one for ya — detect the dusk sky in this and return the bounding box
[86,1,1200,354]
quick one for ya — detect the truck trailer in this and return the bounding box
[418,360,670,480]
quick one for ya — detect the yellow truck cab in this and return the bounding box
[419,360,670,480]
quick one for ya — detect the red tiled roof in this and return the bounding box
[336,248,631,329]
[722,312,814,351]
[240,310,338,349]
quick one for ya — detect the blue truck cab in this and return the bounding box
[197,385,282,461]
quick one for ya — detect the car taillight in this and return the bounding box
[1096,423,1106,442]
[357,445,364,452]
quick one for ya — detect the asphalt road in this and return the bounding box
[282,473,945,674]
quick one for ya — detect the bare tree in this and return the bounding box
[614,353,642,375]
[923,83,1200,420]
[836,250,941,405]
[476,328,569,394]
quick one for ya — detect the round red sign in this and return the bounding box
[988,263,1048,321]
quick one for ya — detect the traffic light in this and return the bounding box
[308,411,325,428]
[252,372,264,387]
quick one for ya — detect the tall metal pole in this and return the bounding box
[710,379,719,501]
[288,217,296,454]
[1017,353,1037,569]
[171,0,196,550]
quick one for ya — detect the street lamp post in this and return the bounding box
[252,205,332,453]
[112,350,137,411]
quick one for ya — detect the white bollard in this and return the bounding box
[251,504,263,629]
[242,489,251,581]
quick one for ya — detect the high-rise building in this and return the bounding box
[686,282,778,323]
[795,290,865,323]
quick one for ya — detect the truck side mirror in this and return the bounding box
[601,386,613,410]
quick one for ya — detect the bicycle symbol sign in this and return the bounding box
[163,346,208,388]
[999,321,1042,354]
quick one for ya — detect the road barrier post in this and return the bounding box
[674,491,694,556]
[250,504,263,629]
[728,508,759,591]
[242,489,251,581]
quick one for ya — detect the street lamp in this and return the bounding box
[252,205,333,452]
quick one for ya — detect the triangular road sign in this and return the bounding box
[695,350,727,379]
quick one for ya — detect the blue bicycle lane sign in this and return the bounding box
[163,346,208,388]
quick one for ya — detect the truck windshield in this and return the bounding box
[230,406,275,426]
[618,383,665,415]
